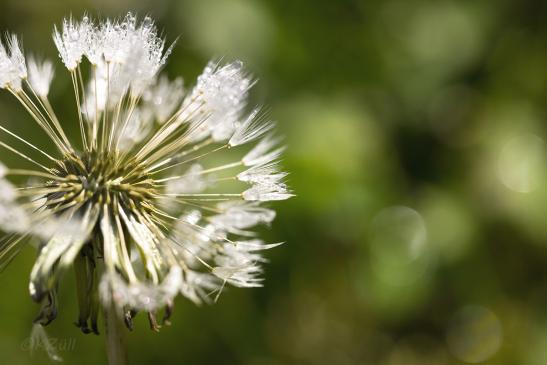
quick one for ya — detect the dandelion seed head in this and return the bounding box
[0,13,291,335]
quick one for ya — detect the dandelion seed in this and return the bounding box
[166,164,210,194]
[142,75,184,123]
[30,324,62,362]
[242,182,294,202]
[181,60,253,143]
[53,16,90,70]
[242,134,285,166]
[0,34,27,91]
[27,56,55,98]
[237,161,288,185]
[0,12,291,350]
[209,201,277,234]
[229,108,275,147]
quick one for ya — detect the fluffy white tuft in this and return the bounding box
[27,57,55,97]
[0,34,27,91]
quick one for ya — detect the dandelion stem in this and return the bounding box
[105,304,128,365]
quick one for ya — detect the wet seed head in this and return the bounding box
[0,13,292,346]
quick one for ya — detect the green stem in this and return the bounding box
[105,304,128,365]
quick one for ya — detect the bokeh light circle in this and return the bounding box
[497,134,546,193]
[446,306,503,363]
[369,206,429,286]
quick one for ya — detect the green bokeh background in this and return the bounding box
[1,0,547,364]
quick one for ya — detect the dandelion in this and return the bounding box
[0,13,292,364]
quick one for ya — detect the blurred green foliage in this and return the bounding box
[1,0,547,364]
